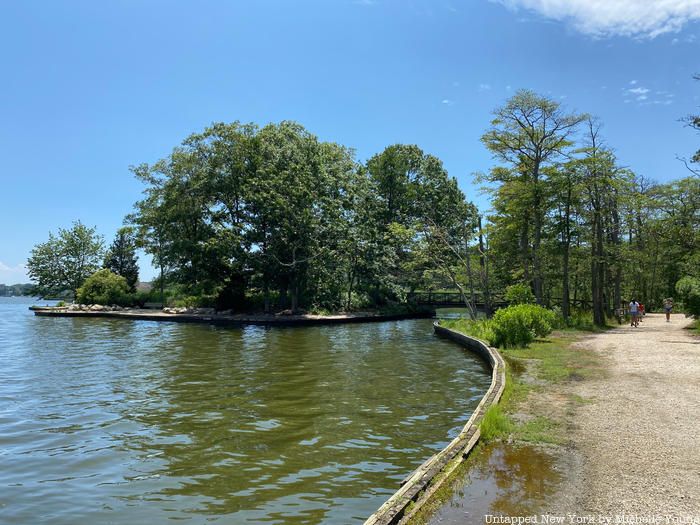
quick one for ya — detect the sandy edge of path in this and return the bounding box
[550,313,700,516]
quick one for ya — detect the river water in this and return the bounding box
[0,297,490,524]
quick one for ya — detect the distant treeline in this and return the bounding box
[0,283,35,296]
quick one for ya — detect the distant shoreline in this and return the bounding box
[30,306,435,326]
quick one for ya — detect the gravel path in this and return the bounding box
[558,313,700,515]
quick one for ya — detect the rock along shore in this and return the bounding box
[30,305,434,326]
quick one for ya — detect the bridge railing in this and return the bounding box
[407,291,599,310]
[406,291,505,307]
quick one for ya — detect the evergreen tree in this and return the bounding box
[104,227,139,292]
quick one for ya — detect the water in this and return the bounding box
[0,297,491,524]
[434,308,487,320]
[427,444,562,524]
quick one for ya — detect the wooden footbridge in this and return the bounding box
[406,291,507,309]
[407,291,594,310]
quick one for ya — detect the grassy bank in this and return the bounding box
[407,318,606,524]
[442,317,604,443]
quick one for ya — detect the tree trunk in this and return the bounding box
[562,248,570,319]
[520,222,530,283]
[346,272,355,311]
[592,211,606,326]
[263,281,270,314]
[291,277,299,314]
[532,161,544,305]
[464,235,477,310]
[561,186,572,320]
[611,192,622,314]
[478,216,492,315]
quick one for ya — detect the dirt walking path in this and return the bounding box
[556,313,700,515]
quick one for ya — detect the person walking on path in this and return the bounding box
[663,297,674,322]
[629,299,639,327]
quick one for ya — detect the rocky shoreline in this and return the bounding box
[30,304,435,326]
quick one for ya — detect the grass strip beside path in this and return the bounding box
[407,321,606,524]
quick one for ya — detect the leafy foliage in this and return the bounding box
[443,304,556,348]
[504,283,535,305]
[76,269,131,306]
[490,304,556,348]
[479,90,700,326]
[481,90,587,305]
[27,221,104,297]
[676,276,700,318]
[128,122,475,312]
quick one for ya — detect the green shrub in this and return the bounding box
[169,295,216,308]
[76,269,131,306]
[442,305,556,348]
[492,308,533,347]
[152,283,219,309]
[491,304,556,348]
[676,276,700,318]
[132,289,154,307]
[504,283,535,305]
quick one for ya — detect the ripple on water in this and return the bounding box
[0,297,491,524]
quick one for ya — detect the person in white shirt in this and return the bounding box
[663,297,673,322]
[629,299,639,327]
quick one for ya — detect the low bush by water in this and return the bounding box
[443,304,556,348]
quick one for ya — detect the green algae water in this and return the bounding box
[0,297,490,524]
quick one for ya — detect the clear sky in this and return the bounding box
[2,0,699,283]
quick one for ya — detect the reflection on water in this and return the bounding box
[429,444,562,524]
[434,308,488,320]
[0,298,490,524]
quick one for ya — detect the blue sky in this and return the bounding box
[1,0,699,283]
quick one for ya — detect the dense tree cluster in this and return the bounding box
[479,90,700,324]
[26,86,699,322]
[128,121,475,312]
[27,222,139,299]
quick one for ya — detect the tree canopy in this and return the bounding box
[127,121,475,312]
[479,91,700,324]
[27,221,104,298]
[26,93,700,321]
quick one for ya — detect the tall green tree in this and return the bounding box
[549,162,584,319]
[130,121,366,312]
[573,119,628,325]
[367,144,478,309]
[27,221,104,298]
[104,227,139,292]
[481,90,586,304]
